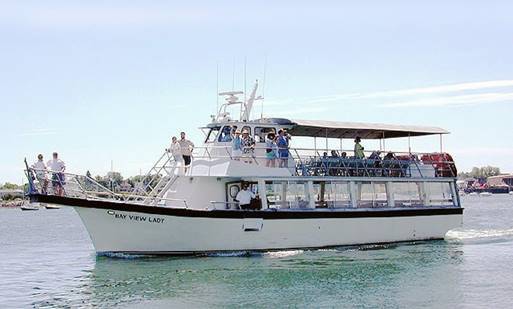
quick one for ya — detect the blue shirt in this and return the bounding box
[232,137,242,151]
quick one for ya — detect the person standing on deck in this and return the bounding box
[265,132,277,168]
[179,132,194,173]
[47,152,66,196]
[231,129,243,160]
[277,129,290,168]
[354,136,365,159]
[32,154,48,194]
[241,129,256,163]
[168,136,184,175]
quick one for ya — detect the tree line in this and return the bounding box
[457,166,502,179]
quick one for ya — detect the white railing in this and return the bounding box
[24,163,188,208]
[187,145,457,178]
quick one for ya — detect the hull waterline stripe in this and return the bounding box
[31,194,463,219]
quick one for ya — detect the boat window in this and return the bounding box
[218,125,236,143]
[328,182,351,208]
[285,181,309,209]
[312,181,352,208]
[265,180,309,209]
[255,127,276,143]
[424,182,453,206]
[358,182,387,208]
[265,181,286,209]
[394,182,422,207]
[205,126,221,143]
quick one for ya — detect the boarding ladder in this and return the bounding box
[127,150,180,204]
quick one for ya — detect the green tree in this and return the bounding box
[1,182,20,190]
[458,166,501,179]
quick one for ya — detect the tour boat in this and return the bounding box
[25,81,463,255]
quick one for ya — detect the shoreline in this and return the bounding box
[1,199,25,208]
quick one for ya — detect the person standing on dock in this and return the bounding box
[47,152,66,196]
[32,154,48,194]
[179,132,194,173]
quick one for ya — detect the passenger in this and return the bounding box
[265,132,277,168]
[32,154,48,194]
[384,152,396,161]
[47,152,66,196]
[179,132,195,173]
[341,152,347,159]
[383,152,397,177]
[241,129,256,163]
[235,183,256,210]
[330,150,340,158]
[231,129,243,160]
[369,150,382,160]
[220,126,233,142]
[277,129,290,168]
[168,136,184,174]
[369,150,382,175]
[354,136,365,159]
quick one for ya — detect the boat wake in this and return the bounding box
[445,228,513,244]
[97,252,154,259]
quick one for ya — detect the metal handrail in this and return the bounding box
[186,145,456,178]
[25,166,189,207]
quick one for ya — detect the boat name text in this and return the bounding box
[106,210,165,224]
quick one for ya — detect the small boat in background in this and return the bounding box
[44,204,61,210]
[20,202,39,211]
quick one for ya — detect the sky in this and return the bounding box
[1,0,513,183]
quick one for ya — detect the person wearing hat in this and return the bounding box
[241,129,255,162]
[232,129,243,160]
[354,136,365,159]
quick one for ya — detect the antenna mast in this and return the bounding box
[261,56,267,118]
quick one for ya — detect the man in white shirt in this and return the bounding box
[179,132,195,173]
[32,154,48,194]
[47,152,66,196]
[235,183,256,210]
[167,136,184,175]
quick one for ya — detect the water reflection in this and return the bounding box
[86,242,463,308]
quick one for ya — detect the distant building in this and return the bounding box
[487,174,513,190]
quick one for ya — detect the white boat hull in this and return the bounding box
[73,205,462,254]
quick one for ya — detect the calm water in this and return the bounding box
[1,195,513,308]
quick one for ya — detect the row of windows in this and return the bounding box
[263,181,454,209]
[205,126,277,143]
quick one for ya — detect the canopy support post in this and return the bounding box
[382,132,386,152]
[314,137,317,155]
[325,128,328,152]
[408,133,411,154]
[439,134,443,153]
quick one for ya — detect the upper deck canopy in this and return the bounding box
[288,119,449,139]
